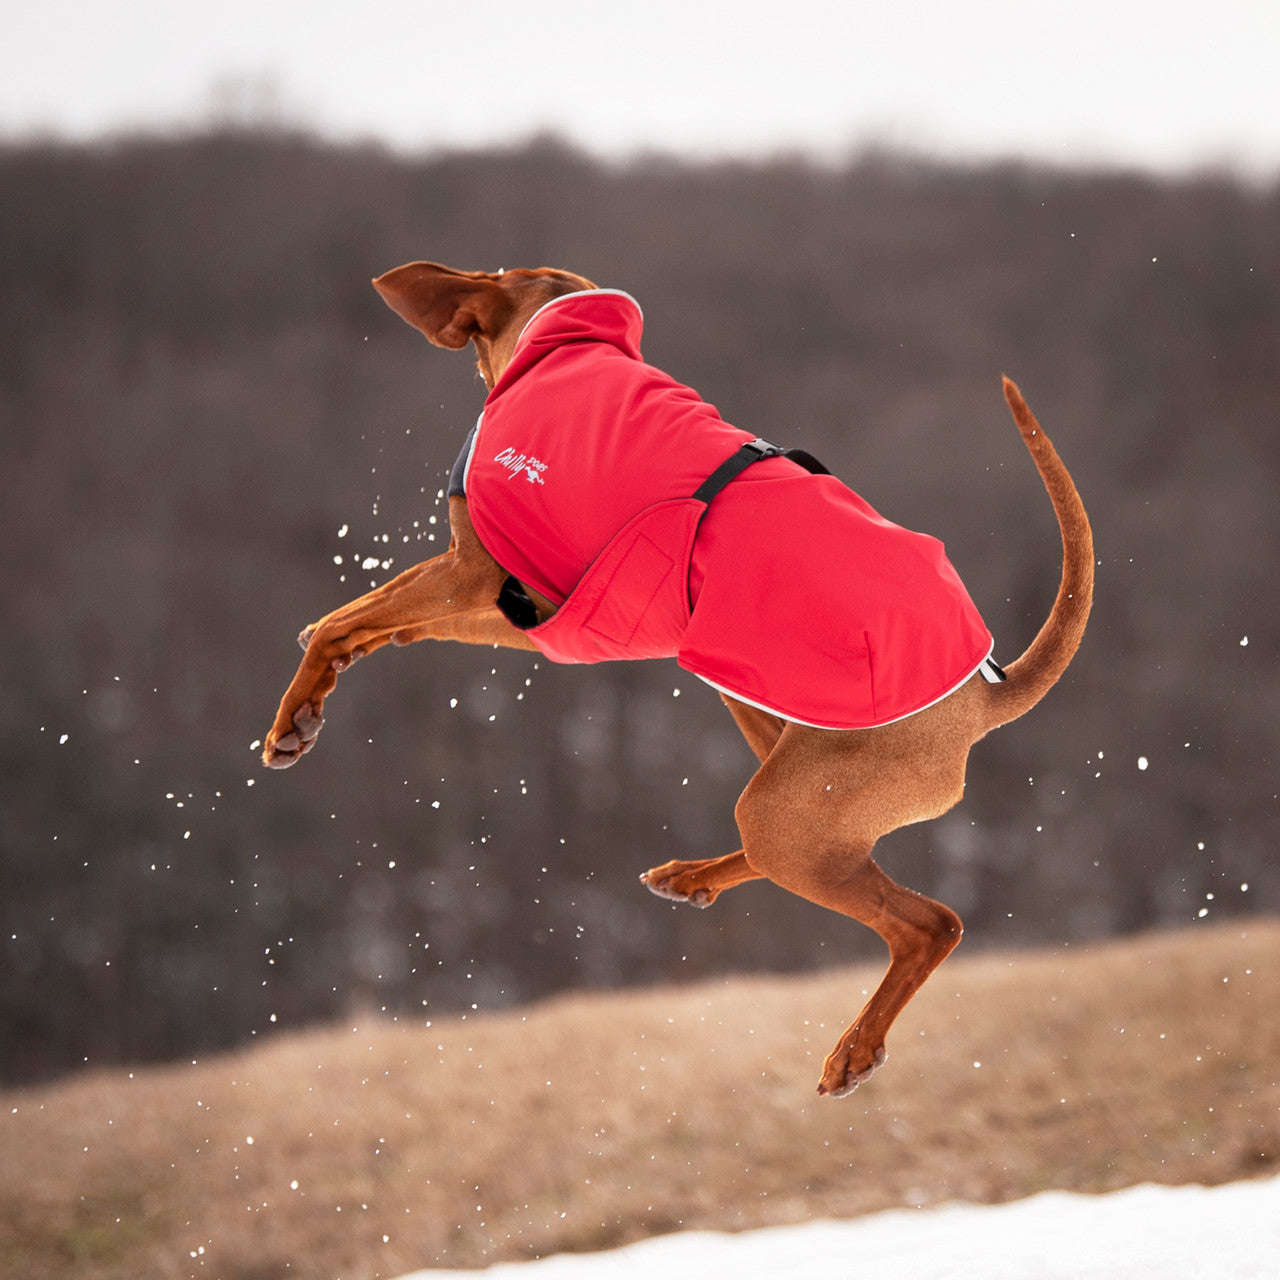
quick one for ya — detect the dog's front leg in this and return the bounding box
[262,499,533,768]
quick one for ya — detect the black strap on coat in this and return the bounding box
[691,437,829,504]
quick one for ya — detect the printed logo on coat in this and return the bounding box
[494,446,548,485]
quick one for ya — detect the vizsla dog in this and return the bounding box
[263,262,1092,1097]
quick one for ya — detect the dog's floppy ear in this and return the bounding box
[372,262,513,350]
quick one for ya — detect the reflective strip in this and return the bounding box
[695,642,998,731]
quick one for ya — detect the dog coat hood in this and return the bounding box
[453,290,993,729]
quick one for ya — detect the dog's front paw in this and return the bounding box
[817,1036,887,1098]
[263,703,325,769]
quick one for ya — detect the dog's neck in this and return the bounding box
[474,275,598,389]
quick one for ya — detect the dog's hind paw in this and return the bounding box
[817,1043,887,1098]
[639,866,718,908]
[640,871,715,907]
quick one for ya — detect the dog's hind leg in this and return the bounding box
[805,854,962,1096]
[637,695,783,904]
[640,850,762,906]
[733,723,965,1096]
[721,694,786,763]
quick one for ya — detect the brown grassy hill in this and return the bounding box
[2,920,1277,1280]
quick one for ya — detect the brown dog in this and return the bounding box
[263,262,1092,1097]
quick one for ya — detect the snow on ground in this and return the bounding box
[400,1175,1280,1280]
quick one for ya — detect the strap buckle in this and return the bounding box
[691,437,783,505]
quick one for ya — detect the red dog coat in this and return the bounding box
[453,290,993,729]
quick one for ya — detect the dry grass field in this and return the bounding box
[2,919,1277,1280]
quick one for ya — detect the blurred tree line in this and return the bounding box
[1,131,1277,1084]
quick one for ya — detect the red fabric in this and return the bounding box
[460,290,993,729]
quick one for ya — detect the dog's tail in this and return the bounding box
[982,377,1094,731]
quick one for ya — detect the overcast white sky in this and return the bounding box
[3,0,1279,173]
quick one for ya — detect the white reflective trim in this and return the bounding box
[693,640,996,731]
